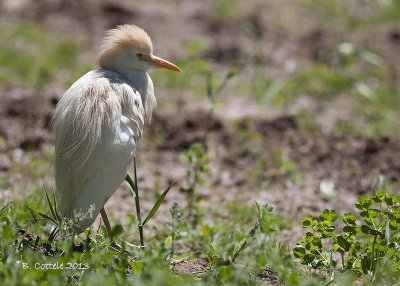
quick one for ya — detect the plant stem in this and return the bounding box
[202,73,215,151]
[126,157,144,246]
[202,63,246,150]
[134,157,144,247]
[370,234,377,273]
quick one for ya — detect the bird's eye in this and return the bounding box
[137,53,144,59]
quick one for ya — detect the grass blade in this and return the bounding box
[142,182,174,226]
[52,191,61,222]
[126,157,144,246]
[29,209,39,224]
[48,226,59,242]
[255,201,261,214]
[125,174,136,197]
[24,204,58,225]
[34,236,40,249]
[0,202,12,213]
[44,189,58,223]
[231,240,248,263]
[172,252,194,263]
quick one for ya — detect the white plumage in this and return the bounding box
[53,25,181,230]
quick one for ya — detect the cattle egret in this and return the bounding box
[53,25,181,233]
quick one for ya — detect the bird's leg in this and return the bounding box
[100,207,112,235]
[100,207,122,251]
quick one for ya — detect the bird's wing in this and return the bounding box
[54,70,145,228]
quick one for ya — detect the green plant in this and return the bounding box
[125,157,174,246]
[203,61,246,149]
[294,179,400,283]
[271,150,304,183]
[180,143,210,216]
[212,0,239,19]
[163,202,186,260]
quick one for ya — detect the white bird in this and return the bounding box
[53,25,181,232]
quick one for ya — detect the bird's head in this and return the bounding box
[97,25,181,73]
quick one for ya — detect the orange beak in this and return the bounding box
[142,54,182,72]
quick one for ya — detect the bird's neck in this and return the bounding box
[105,55,148,92]
[112,67,156,123]
[122,69,148,93]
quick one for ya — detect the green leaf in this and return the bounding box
[342,213,356,225]
[335,235,351,252]
[320,209,338,223]
[375,191,385,199]
[356,196,372,211]
[255,201,261,214]
[343,225,357,235]
[164,235,172,247]
[300,253,315,265]
[130,261,142,275]
[111,224,123,238]
[52,191,61,222]
[142,182,174,226]
[385,194,395,207]
[232,240,248,263]
[258,254,267,267]
[372,196,383,204]
[361,224,383,236]
[179,186,193,194]
[24,204,58,225]
[34,236,40,248]
[304,232,322,249]
[301,215,313,228]
[44,189,61,222]
[2,225,13,240]
[44,189,57,223]
[201,224,215,237]
[48,226,59,242]
[361,224,372,234]
[210,257,221,267]
[304,232,316,241]
[361,255,377,274]
[319,209,330,222]
[309,244,320,253]
[127,213,136,224]
[293,246,306,258]
[360,211,370,219]
[125,174,137,197]
[173,252,194,262]
[234,230,244,242]
[326,225,336,234]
